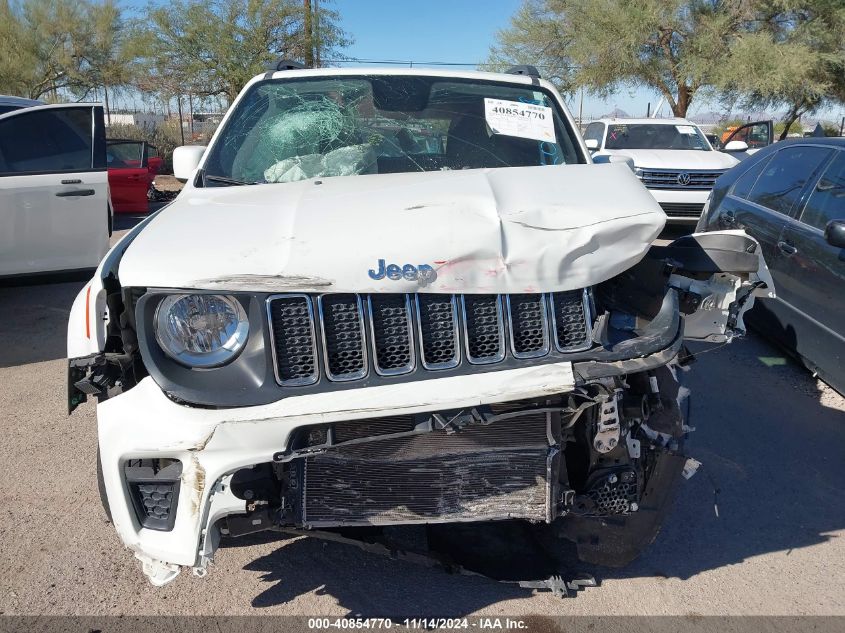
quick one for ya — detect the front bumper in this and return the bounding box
[98,293,684,585]
[99,360,582,582]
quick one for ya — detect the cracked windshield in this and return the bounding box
[202,76,582,185]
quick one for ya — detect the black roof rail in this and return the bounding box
[267,59,307,72]
[505,65,541,79]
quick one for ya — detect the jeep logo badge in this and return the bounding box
[368,259,437,284]
[677,172,691,186]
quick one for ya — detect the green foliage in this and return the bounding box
[491,0,845,123]
[0,0,128,100]
[129,0,352,104]
[489,0,756,117]
[716,0,845,139]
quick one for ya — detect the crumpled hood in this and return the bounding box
[118,164,665,293]
[603,149,738,170]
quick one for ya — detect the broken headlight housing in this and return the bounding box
[154,294,249,368]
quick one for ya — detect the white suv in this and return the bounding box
[584,118,740,223]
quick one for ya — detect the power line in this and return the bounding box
[321,58,580,70]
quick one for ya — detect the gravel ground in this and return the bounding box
[0,264,843,617]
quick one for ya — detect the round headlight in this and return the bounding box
[154,294,249,368]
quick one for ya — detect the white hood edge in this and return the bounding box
[118,164,666,294]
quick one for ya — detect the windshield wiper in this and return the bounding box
[204,173,258,186]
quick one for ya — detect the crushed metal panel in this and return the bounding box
[117,164,664,294]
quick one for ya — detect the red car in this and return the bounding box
[106,139,163,213]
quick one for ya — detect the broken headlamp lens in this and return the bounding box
[154,294,249,368]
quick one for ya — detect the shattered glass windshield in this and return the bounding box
[604,123,710,151]
[202,75,583,186]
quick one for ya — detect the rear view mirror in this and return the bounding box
[825,220,845,248]
[593,154,635,171]
[724,140,749,152]
[584,138,599,151]
[173,145,207,182]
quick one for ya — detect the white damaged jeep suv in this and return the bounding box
[67,65,773,586]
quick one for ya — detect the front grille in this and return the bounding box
[318,294,367,381]
[268,295,318,385]
[268,290,591,386]
[551,290,591,351]
[507,294,550,358]
[299,412,552,527]
[639,169,725,190]
[462,295,505,364]
[416,294,460,369]
[659,202,705,217]
[368,294,414,375]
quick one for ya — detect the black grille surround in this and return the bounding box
[267,290,592,389]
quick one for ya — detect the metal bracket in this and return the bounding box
[593,391,621,453]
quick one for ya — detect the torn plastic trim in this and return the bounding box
[67,210,164,413]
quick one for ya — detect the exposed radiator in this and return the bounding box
[297,412,554,527]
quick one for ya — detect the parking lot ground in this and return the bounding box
[0,276,843,617]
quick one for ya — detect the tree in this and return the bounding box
[130,0,351,105]
[0,0,130,104]
[716,0,845,139]
[489,0,757,117]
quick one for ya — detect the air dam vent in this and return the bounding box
[299,412,553,527]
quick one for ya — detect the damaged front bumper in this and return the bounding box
[97,319,682,586]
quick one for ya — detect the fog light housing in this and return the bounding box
[125,459,182,531]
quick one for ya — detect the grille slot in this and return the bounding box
[462,294,505,364]
[659,202,705,217]
[550,290,591,351]
[507,294,550,358]
[268,295,319,385]
[368,294,415,375]
[416,294,459,369]
[319,294,367,381]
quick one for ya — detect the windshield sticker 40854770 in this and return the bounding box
[368,259,437,284]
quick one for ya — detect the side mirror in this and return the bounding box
[593,153,635,171]
[173,145,207,182]
[825,219,845,249]
[584,138,599,151]
[724,140,749,152]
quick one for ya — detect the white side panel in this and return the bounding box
[0,170,109,275]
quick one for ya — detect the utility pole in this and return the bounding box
[304,0,314,67]
[176,95,185,146]
[313,0,320,67]
[578,87,583,128]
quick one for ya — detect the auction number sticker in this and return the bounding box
[484,98,555,142]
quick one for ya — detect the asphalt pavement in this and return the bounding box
[0,220,843,616]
